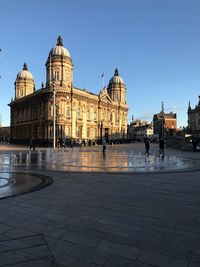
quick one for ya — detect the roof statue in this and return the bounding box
[57,35,63,46]
[114,68,119,76]
[23,62,28,71]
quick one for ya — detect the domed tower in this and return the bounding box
[15,63,35,99]
[107,68,126,104]
[45,35,73,89]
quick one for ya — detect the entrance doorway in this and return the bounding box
[105,128,109,142]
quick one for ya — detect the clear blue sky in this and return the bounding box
[0,0,200,127]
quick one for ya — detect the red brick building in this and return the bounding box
[153,112,177,138]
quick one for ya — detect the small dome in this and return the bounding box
[50,35,70,58]
[109,68,124,84]
[16,63,34,80]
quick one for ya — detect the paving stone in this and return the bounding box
[103,254,151,267]
[4,229,35,239]
[45,236,72,253]
[138,250,189,267]
[63,243,110,265]
[0,223,14,234]
[189,262,200,267]
[7,257,58,267]
[0,234,58,266]
[54,252,98,267]
[63,223,108,240]
[61,230,101,247]
[1,145,200,266]
[191,253,200,263]
[97,240,140,260]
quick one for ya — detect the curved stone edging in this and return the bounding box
[0,172,53,199]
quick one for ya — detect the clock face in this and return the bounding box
[66,96,69,100]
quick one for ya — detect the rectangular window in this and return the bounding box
[56,71,59,81]
[87,110,90,121]
[77,108,81,119]
[20,89,23,97]
[50,105,53,117]
[66,71,70,82]
[94,111,97,121]
[65,127,70,137]
[66,107,70,117]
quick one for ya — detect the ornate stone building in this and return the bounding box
[187,96,200,136]
[128,120,153,140]
[9,36,128,145]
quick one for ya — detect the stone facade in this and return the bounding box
[128,120,153,140]
[8,36,128,145]
[187,96,200,136]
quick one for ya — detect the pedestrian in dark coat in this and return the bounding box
[159,138,165,157]
[144,138,150,156]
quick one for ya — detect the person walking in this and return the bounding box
[102,139,106,155]
[144,138,150,156]
[159,138,165,158]
[78,139,82,149]
[30,137,35,150]
[192,137,198,152]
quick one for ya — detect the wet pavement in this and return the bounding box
[0,143,200,266]
[0,172,53,199]
[0,143,199,173]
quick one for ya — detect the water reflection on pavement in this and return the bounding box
[0,172,53,199]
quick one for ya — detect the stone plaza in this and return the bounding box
[0,143,200,267]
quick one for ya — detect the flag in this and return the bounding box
[101,72,104,78]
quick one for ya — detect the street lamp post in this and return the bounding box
[161,101,164,139]
[52,72,56,149]
[0,48,1,79]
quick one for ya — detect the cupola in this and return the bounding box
[107,68,126,104]
[15,63,35,99]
